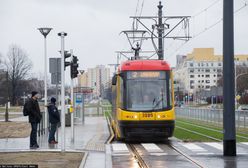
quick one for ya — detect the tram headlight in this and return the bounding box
[157,115,161,119]
[134,115,138,119]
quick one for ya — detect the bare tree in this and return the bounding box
[5,44,33,105]
[0,53,4,69]
[218,65,248,95]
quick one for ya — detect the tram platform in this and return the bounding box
[0,116,110,168]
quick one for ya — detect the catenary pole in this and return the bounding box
[223,0,236,156]
[157,1,164,60]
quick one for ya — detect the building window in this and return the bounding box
[206,85,210,89]
[198,80,201,83]
[198,86,201,88]
[217,74,222,77]
[202,80,204,83]
[218,62,221,66]
[202,75,204,77]
[201,63,204,66]
[205,69,210,72]
[206,63,209,66]
[190,63,194,67]
[211,63,214,66]
[198,75,200,77]
[190,80,194,84]
[206,74,210,78]
[190,75,194,78]
[214,80,216,83]
[190,86,194,89]
[214,75,216,77]
[201,69,204,72]
[206,80,210,83]
[198,63,200,66]
[198,69,200,72]
[213,69,216,72]
[189,69,194,73]
[217,69,222,73]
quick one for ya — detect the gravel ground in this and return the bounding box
[0,121,30,138]
[0,152,85,168]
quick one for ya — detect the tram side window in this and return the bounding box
[119,76,124,109]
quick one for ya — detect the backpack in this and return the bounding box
[23,101,29,116]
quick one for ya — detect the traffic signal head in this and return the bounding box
[64,51,71,70]
[59,50,71,70]
[71,56,79,78]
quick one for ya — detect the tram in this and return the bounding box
[111,59,175,140]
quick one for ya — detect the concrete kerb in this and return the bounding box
[79,151,89,168]
[105,144,112,168]
[105,116,114,168]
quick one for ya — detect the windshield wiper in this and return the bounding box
[152,97,163,111]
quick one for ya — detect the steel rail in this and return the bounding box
[169,143,205,168]
[127,144,149,168]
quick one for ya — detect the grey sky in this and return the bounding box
[0,0,247,78]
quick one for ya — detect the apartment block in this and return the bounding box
[174,48,248,94]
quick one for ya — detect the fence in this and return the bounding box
[175,107,248,130]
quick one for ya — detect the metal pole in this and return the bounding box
[223,0,236,156]
[70,49,75,142]
[5,71,9,122]
[157,1,164,60]
[58,32,67,152]
[44,37,48,132]
[235,61,237,110]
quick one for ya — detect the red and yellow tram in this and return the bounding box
[111,59,175,140]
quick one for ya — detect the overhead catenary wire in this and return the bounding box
[192,0,221,18]
[166,1,248,60]
[165,0,221,58]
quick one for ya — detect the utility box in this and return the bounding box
[65,108,71,127]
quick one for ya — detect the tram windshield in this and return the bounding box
[125,71,171,111]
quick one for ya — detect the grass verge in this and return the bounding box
[174,118,248,142]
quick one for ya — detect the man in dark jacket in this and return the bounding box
[47,97,60,144]
[27,91,42,149]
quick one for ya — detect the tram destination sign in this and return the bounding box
[127,71,165,79]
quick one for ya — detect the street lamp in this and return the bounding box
[38,27,52,133]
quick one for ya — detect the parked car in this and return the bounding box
[238,105,248,111]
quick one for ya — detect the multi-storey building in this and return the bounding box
[174,48,248,94]
[78,65,110,97]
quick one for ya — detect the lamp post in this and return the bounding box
[38,27,52,133]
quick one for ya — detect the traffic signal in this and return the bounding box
[71,56,79,78]
[64,51,71,70]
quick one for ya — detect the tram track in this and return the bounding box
[127,144,149,168]
[168,143,205,168]
[125,142,205,168]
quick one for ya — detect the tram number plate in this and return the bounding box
[143,113,153,118]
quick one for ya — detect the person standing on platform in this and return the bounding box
[27,91,42,149]
[47,97,60,144]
